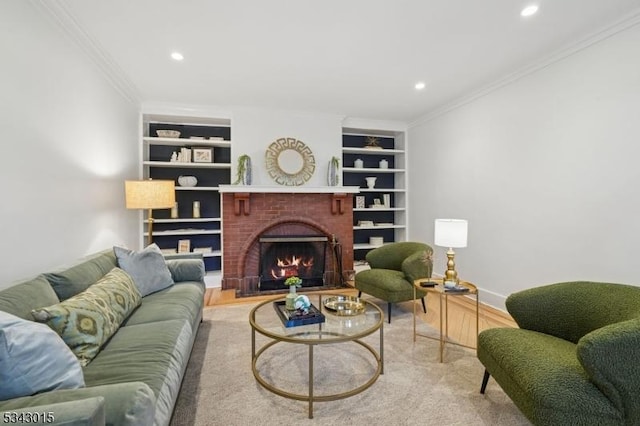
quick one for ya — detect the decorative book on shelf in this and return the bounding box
[273,301,326,327]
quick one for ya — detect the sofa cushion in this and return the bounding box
[114,244,174,296]
[124,281,205,330]
[84,319,194,426]
[44,250,118,301]
[0,382,155,426]
[32,268,141,366]
[0,311,85,401]
[0,275,60,320]
[355,268,426,302]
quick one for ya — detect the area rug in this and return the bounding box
[170,299,530,425]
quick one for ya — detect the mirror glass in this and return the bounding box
[278,149,304,174]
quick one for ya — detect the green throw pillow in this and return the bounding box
[32,267,142,366]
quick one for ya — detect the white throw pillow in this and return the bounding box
[0,310,85,400]
[113,243,174,296]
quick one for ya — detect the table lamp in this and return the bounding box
[125,180,176,246]
[434,218,468,287]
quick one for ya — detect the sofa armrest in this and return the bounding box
[165,258,205,282]
[1,397,105,426]
[578,317,640,419]
[401,251,432,282]
[506,281,640,343]
[0,382,155,426]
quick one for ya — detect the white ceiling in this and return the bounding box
[53,0,640,122]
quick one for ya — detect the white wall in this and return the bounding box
[0,1,140,284]
[232,108,344,186]
[408,22,640,310]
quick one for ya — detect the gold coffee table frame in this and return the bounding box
[250,293,384,419]
[413,278,479,362]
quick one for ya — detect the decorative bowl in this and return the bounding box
[323,295,366,316]
[178,175,198,187]
[156,129,181,138]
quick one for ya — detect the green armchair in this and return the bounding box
[477,281,640,425]
[355,242,433,323]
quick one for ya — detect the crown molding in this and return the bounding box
[31,0,140,106]
[410,8,640,128]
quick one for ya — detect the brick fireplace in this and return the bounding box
[219,186,357,296]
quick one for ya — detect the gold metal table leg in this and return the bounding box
[309,344,314,419]
[439,293,444,362]
[413,286,417,342]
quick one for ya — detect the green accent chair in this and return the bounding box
[477,281,640,426]
[355,242,433,323]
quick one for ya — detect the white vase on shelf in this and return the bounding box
[365,177,377,189]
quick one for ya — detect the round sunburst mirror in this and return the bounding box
[265,137,315,186]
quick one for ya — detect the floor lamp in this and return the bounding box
[434,218,468,287]
[125,180,176,246]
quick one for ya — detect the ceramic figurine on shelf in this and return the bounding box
[170,151,178,162]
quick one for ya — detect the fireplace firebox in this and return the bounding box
[258,235,328,291]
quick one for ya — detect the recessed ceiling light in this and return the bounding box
[415,81,426,90]
[521,5,539,17]
[171,52,184,61]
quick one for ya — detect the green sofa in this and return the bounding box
[0,249,205,426]
[355,242,432,323]
[477,281,640,425]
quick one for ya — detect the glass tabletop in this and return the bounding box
[250,293,383,344]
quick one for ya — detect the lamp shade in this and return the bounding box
[434,219,468,248]
[125,180,175,209]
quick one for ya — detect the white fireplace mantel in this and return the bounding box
[218,185,360,194]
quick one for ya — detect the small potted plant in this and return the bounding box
[285,276,302,310]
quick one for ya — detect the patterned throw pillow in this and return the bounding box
[32,267,142,366]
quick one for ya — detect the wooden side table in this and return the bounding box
[412,278,479,362]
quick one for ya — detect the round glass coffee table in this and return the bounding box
[249,293,384,418]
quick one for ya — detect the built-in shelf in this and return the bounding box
[175,186,222,191]
[343,128,407,261]
[143,137,232,148]
[163,251,222,258]
[342,167,405,173]
[146,230,222,236]
[353,207,405,212]
[358,188,405,193]
[146,218,221,224]
[342,147,404,155]
[142,114,231,277]
[354,243,386,250]
[353,225,405,230]
[143,161,231,169]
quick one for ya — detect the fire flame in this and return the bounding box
[270,255,314,280]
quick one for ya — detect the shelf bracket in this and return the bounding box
[331,193,348,215]
[234,193,250,215]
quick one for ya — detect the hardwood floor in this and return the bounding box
[204,285,516,347]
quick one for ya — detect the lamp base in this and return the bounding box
[443,247,459,285]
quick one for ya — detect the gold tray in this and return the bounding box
[323,295,365,316]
